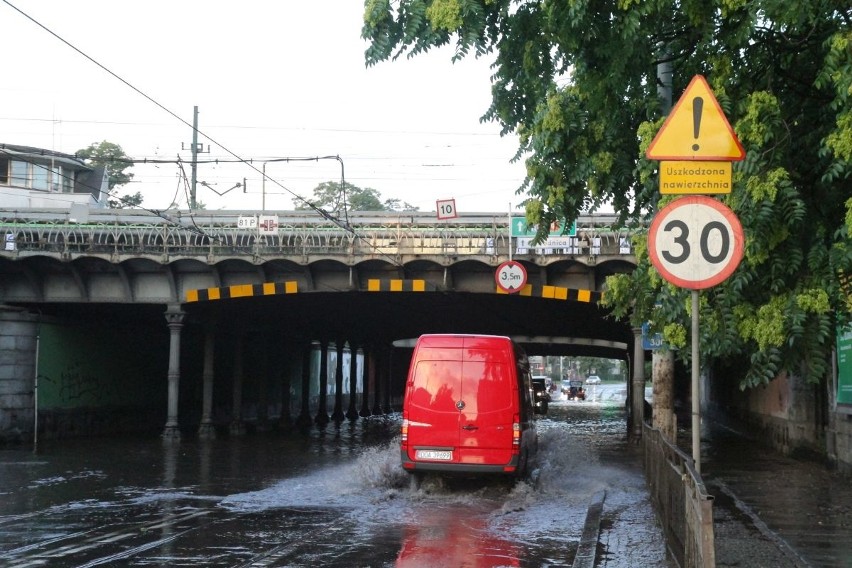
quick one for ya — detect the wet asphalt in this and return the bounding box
[0,391,671,567]
[1,387,848,567]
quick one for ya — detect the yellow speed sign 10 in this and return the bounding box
[648,196,744,290]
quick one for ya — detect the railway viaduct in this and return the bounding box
[0,208,646,442]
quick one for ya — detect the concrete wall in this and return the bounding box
[828,412,852,474]
[706,361,852,470]
[737,370,823,456]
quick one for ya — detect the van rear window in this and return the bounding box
[410,358,513,413]
[458,361,512,413]
[410,361,462,412]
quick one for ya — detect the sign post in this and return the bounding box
[645,74,746,473]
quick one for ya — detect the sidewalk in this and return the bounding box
[708,477,810,567]
[695,420,852,567]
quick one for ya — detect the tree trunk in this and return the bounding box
[652,349,676,443]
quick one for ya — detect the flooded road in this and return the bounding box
[0,392,670,567]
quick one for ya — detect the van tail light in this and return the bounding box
[512,414,521,447]
[401,418,409,446]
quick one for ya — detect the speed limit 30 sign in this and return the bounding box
[648,195,744,290]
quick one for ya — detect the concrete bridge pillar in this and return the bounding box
[372,347,383,416]
[630,326,646,442]
[383,346,393,414]
[279,336,293,429]
[331,341,346,423]
[346,342,360,420]
[315,340,330,426]
[0,306,38,445]
[198,328,216,439]
[162,305,185,441]
[360,346,372,418]
[229,335,246,436]
[296,342,313,428]
[256,334,270,432]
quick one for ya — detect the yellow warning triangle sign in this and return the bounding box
[646,75,745,161]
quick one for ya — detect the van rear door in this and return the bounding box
[457,337,515,465]
[406,346,463,455]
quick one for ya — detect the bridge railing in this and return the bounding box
[0,208,640,262]
[642,422,715,568]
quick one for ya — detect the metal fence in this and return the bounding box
[0,208,639,262]
[642,422,715,568]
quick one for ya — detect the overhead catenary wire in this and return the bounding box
[0,114,508,138]
[2,119,523,193]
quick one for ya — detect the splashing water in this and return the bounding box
[223,416,616,543]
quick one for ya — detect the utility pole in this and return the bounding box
[657,42,673,114]
[190,106,198,210]
[182,106,209,210]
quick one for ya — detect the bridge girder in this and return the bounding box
[0,219,637,359]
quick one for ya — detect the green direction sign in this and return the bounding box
[838,324,852,406]
[511,217,577,237]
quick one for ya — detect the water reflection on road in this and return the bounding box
[0,394,669,567]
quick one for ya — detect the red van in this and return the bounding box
[400,334,541,480]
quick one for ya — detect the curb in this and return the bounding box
[573,490,606,568]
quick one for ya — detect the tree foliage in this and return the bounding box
[109,191,143,209]
[362,0,852,389]
[76,141,134,190]
[76,141,141,209]
[297,181,419,214]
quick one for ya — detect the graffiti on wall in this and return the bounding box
[41,360,115,406]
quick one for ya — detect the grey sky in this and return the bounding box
[1,0,527,213]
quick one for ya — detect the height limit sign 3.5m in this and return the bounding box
[648,196,744,290]
[495,261,528,294]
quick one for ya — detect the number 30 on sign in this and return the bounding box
[648,195,744,290]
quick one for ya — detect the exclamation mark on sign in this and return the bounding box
[692,97,704,151]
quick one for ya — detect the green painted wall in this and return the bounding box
[37,320,168,410]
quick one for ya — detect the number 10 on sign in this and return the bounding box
[436,199,458,220]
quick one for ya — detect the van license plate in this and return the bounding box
[416,450,452,461]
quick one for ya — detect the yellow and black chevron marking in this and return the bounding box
[186,281,298,302]
[185,279,599,304]
[367,279,434,292]
[496,284,603,303]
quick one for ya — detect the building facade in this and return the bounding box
[0,144,107,209]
